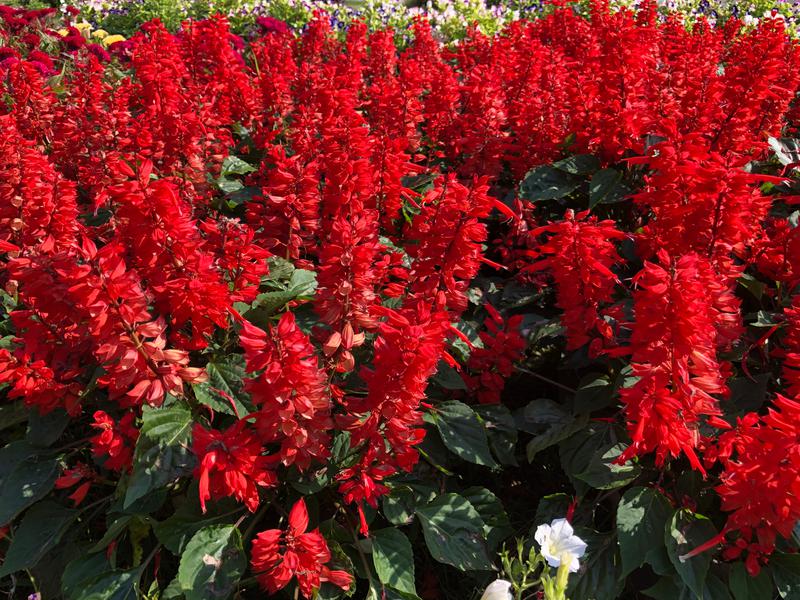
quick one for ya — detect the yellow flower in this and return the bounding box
[92,29,109,40]
[57,28,69,36]
[75,22,92,35]
[101,34,126,47]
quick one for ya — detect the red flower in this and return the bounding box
[528,209,625,351]
[55,462,97,506]
[464,304,526,404]
[239,314,334,470]
[250,498,352,598]
[90,411,139,472]
[619,252,733,472]
[192,420,277,513]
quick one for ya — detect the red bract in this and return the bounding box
[619,251,734,472]
[239,314,334,470]
[528,209,625,351]
[90,410,139,472]
[251,498,352,597]
[710,396,800,574]
[192,420,277,512]
[464,304,526,405]
[406,175,494,314]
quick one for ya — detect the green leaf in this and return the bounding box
[416,493,492,572]
[372,528,416,595]
[382,487,418,526]
[729,562,772,600]
[62,553,113,600]
[617,487,673,576]
[0,440,39,483]
[154,497,241,555]
[0,401,28,431]
[665,509,718,598]
[0,500,78,576]
[553,154,601,175]
[72,569,142,600]
[568,531,625,600]
[90,516,133,553]
[643,576,683,600]
[177,525,246,600]
[589,169,630,208]
[462,487,512,552]
[574,443,641,490]
[475,405,517,466]
[220,156,256,177]
[772,553,800,599]
[526,414,588,463]
[432,361,467,390]
[519,165,581,202]
[124,404,194,508]
[559,423,621,494]
[516,398,572,432]
[192,357,252,418]
[27,408,70,447]
[430,401,498,468]
[0,453,59,525]
[533,494,572,527]
[573,374,615,413]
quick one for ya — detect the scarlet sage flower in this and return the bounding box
[464,304,526,405]
[705,396,800,575]
[250,498,352,598]
[192,420,277,513]
[90,411,139,472]
[619,251,733,472]
[54,462,97,506]
[528,209,625,351]
[239,314,334,470]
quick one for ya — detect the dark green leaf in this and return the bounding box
[62,553,112,600]
[575,443,641,490]
[665,509,717,598]
[589,169,630,208]
[771,553,800,599]
[177,525,246,600]
[192,357,252,418]
[0,440,39,484]
[553,154,601,175]
[432,361,467,390]
[462,487,512,552]
[533,494,572,527]
[573,374,615,413]
[124,404,194,508]
[0,401,28,431]
[730,562,772,600]
[568,531,624,600]
[526,414,588,463]
[0,500,78,576]
[26,409,70,447]
[416,493,492,572]
[372,528,416,595]
[617,487,673,576]
[559,423,618,494]
[72,568,142,600]
[89,516,133,553]
[430,401,498,468]
[519,165,581,202]
[475,405,518,466]
[0,454,59,525]
[382,487,418,526]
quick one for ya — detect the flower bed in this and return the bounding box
[2,2,800,599]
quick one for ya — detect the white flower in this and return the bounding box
[534,518,587,573]
[480,579,513,600]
